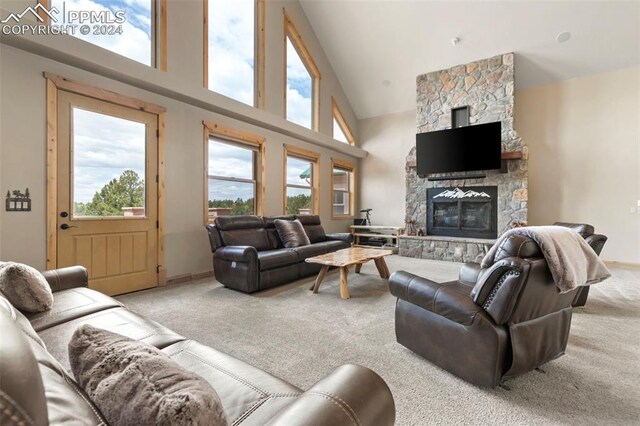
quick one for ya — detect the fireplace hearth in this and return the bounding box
[427,186,497,239]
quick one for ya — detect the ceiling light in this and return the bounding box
[556,31,571,43]
[451,37,460,46]
[382,80,391,87]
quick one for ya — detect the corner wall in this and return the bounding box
[515,67,640,263]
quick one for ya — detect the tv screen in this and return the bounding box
[416,122,502,176]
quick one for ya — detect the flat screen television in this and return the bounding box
[416,121,502,177]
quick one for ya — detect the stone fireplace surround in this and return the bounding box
[399,53,528,263]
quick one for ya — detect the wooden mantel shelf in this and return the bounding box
[406,151,522,168]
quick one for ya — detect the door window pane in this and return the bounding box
[286,37,312,128]
[207,0,255,105]
[72,108,146,217]
[51,0,153,66]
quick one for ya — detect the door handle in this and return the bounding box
[60,223,77,230]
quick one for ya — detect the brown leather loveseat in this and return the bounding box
[206,215,352,293]
[389,233,585,388]
[0,266,395,425]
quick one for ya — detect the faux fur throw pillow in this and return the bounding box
[274,219,311,248]
[0,262,53,312]
[69,325,228,426]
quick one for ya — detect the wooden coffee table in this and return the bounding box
[306,247,393,299]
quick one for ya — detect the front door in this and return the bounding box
[56,90,159,295]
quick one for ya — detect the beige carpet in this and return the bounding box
[117,256,640,425]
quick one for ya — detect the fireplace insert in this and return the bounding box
[427,186,497,239]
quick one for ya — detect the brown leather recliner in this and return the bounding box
[553,222,607,307]
[389,234,581,388]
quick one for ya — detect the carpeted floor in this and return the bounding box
[117,256,640,425]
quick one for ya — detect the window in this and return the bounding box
[284,12,320,130]
[332,98,356,145]
[205,0,263,106]
[204,122,265,223]
[48,0,164,67]
[284,144,319,215]
[331,159,355,218]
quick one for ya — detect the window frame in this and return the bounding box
[283,144,320,215]
[331,158,356,219]
[283,11,321,131]
[332,97,356,145]
[203,121,266,224]
[40,0,167,70]
[203,0,265,108]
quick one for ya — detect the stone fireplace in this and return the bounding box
[399,53,528,262]
[428,186,497,239]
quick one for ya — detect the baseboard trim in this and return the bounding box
[166,270,214,285]
[603,261,640,269]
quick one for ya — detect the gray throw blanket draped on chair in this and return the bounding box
[481,226,611,293]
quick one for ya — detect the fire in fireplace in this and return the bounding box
[427,186,497,239]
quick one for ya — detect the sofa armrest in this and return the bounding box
[41,266,88,293]
[214,246,258,263]
[325,233,353,244]
[389,271,483,326]
[266,364,395,426]
[459,262,482,286]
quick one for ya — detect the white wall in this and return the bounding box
[515,67,640,264]
[358,110,414,227]
[358,67,640,263]
[0,0,361,276]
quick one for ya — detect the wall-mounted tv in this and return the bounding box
[416,121,502,177]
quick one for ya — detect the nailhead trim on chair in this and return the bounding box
[483,271,520,309]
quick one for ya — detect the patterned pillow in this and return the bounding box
[69,325,228,426]
[0,262,53,312]
[274,219,311,248]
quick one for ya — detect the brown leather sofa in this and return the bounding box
[389,234,582,388]
[553,222,607,306]
[0,266,395,425]
[206,215,352,293]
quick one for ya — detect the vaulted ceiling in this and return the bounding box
[300,0,640,119]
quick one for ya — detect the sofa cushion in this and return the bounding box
[215,215,264,231]
[0,262,54,313]
[275,219,311,248]
[219,228,271,251]
[291,244,328,261]
[257,249,298,271]
[295,215,327,243]
[69,325,228,426]
[38,307,185,373]
[26,287,122,332]
[163,340,301,426]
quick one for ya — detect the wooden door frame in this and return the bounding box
[45,73,167,284]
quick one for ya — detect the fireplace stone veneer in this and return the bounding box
[401,53,528,262]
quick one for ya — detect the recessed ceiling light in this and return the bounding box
[556,31,571,43]
[382,80,391,87]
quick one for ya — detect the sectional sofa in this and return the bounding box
[0,266,395,425]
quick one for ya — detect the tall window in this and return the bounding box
[205,0,262,106]
[204,123,264,222]
[284,145,319,215]
[49,0,158,66]
[284,12,320,130]
[332,159,355,218]
[332,98,356,145]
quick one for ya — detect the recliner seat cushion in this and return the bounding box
[163,340,301,425]
[291,244,329,261]
[69,325,228,426]
[257,249,299,271]
[26,287,122,332]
